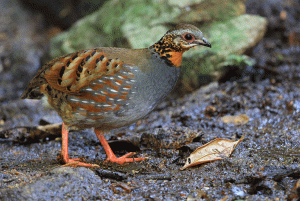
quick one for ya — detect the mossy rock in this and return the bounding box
[178,14,267,93]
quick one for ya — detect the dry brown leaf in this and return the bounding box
[181,135,245,170]
[221,114,249,125]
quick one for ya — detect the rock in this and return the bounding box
[0,167,103,200]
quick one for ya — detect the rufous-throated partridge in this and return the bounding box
[21,24,211,167]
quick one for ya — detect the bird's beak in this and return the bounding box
[194,37,211,48]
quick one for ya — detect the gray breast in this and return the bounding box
[117,53,180,123]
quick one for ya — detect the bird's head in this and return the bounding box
[151,24,211,67]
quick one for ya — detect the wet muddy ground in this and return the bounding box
[1,0,300,200]
[1,65,300,200]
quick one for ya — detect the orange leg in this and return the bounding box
[61,122,99,167]
[94,128,147,164]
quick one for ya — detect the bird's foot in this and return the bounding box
[94,129,148,164]
[61,157,99,168]
[104,152,148,164]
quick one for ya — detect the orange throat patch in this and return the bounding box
[167,51,184,67]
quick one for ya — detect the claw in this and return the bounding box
[95,129,148,164]
[104,152,148,164]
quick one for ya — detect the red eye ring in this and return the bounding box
[182,33,195,42]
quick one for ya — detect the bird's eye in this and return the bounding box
[183,33,194,42]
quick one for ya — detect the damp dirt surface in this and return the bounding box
[1,0,300,200]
